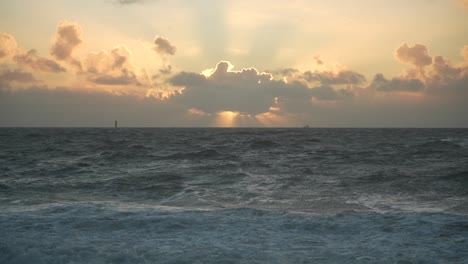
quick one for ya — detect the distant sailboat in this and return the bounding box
[304,124,310,128]
[115,120,118,128]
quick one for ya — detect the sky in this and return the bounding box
[1,0,468,127]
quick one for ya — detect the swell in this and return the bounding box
[1,205,467,264]
[160,149,239,161]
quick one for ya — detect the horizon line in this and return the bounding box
[1,126,467,129]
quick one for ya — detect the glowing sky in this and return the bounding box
[1,0,468,127]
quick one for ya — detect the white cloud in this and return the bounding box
[462,45,468,61]
[85,45,146,86]
[0,33,17,62]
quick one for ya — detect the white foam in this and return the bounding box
[353,194,449,213]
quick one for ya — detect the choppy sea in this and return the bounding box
[1,128,467,263]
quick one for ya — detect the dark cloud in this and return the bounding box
[50,21,83,70]
[369,73,425,92]
[424,54,468,95]
[170,71,207,86]
[89,73,137,86]
[303,69,366,85]
[270,68,300,78]
[310,85,353,100]
[169,61,277,114]
[115,0,148,4]
[314,55,324,65]
[0,69,37,83]
[14,50,66,73]
[431,56,462,80]
[153,35,176,56]
[395,43,432,68]
[3,79,466,128]
[159,65,172,75]
[168,61,353,115]
[117,0,141,4]
[153,36,176,80]
[273,67,365,87]
[280,68,300,76]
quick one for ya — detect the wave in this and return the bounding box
[411,138,464,155]
[0,183,10,191]
[161,149,239,161]
[248,139,280,149]
[1,204,467,263]
[96,149,156,162]
[439,170,468,193]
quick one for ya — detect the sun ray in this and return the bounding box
[213,111,239,127]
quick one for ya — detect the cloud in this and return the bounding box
[89,75,136,86]
[275,66,366,87]
[273,68,300,77]
[159,65,172,75]
[314,55,324,65]
[153,35,176,56]
[303,69,366,85]
[431,56,462,80]
[3,75,466,128]
[369,73,425,92]
[388,43,468,94]
[424,54,468,96]
[152,35,176,78]
[395,43,432,68]
[50,21,83,70]
[0,33,17,61]
[462,45,468,61]
[114,0,148,4]
[4,24,150,88]
[3,24,467,128]
[1,32,65,73]
[14,49,66,73]
[169,61,354,115]
[169,61,277,115]
[0,69,37,83]
[309,85,353,100]
[85,45,144,86]
[170,71,207,86]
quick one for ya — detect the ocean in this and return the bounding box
[0,128,467,263]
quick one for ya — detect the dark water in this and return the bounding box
[1,128,467,263]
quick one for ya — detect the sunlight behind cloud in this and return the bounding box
[213,111,240,127]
